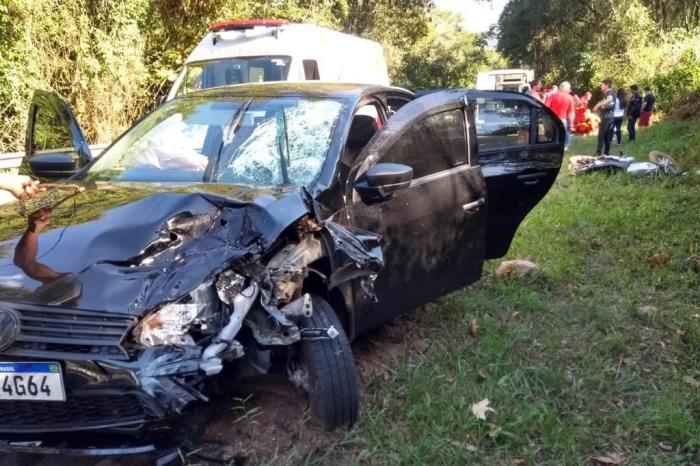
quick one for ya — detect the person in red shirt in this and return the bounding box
[546,81,575,149]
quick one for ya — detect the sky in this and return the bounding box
[433,0,509,33]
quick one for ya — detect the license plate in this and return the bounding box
[0,362,66,401]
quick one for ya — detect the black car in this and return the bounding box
[0,83,564,456]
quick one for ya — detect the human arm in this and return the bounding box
[592,95,613,112]
[14,208,62,283]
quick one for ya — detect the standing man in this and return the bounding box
[626,84,642,142]
[592,79,616,156]
[527,79,544,103]
[639,86,655,129]
[546,81,575,150]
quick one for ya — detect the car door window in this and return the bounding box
[382,109,467,178]
[473,98,530,151]
[536,109,558,144]
[386,97,411,117]
[32,106,75,155]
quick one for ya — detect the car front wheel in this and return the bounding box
[298,294,359,430]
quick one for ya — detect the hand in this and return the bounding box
[28,208,53,234]
[0,174,44,199]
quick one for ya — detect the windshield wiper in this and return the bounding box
[205,98,251,182]
[278,106,291,184]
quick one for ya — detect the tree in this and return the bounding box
[395,10,493,89]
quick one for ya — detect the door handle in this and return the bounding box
[463,197,485,213]
[517,171,548,186]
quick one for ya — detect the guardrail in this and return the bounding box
[0,145,109,173]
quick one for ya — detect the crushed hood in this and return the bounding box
[0,182,317,314]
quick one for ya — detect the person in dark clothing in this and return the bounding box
[592,79,616,155]
[639,86,655,128]
[626,84,642,142]
[611,88,627,145]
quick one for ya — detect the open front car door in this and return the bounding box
[343,90,487,334]
[23,90,92,179]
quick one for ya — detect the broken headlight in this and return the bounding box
[133,281,222,347]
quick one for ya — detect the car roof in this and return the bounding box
[177,82,413,101]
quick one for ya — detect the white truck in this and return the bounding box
[476,69,535,92]
[166,19,390,101]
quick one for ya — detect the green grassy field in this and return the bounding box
[297,120,700,465]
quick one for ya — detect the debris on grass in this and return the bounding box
[593,452,626,464]
[471,398,495,420]
[646,252,670,267]
[495,260,539,278]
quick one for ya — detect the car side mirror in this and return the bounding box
[354,163,413,203]
[28,153,80,179]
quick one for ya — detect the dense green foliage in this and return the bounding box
[496,0,700,106]
[0,0,500,152]
[395,10,505,90]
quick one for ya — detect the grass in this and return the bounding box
[300,119,700,465]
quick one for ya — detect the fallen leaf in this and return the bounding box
[513,459,527,466]
[593,452,626,465]
[495,260,538,278]
[683,375,700,388]
[450,440,478,453]
[690,241,697,255]
[646,253,669,267]
[637,305,658,315]
[470,319,480,337]
[478,367,489,380]
[689,255,700,272]
[658,441,673,452]
[471,398,495,420]
[488,423,502,438]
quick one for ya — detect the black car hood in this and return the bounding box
[0,182,312,314]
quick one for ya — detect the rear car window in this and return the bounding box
[536,109,557,144]
[474,98,530,151]
[382,109,467,179]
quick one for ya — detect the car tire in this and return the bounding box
[299,295,359,430]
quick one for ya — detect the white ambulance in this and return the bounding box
[166,19,390,101]
[476,69,535,92]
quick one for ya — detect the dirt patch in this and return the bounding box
[353,315,429,386]
[188,376,342,465]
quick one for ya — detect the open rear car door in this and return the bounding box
[22,90,92,179]
[469,90,565,258]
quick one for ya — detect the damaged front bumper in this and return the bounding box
[0,358,198,456]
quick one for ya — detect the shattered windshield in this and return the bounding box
[85,96,344,187]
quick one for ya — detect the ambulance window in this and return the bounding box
[303,60,320,80]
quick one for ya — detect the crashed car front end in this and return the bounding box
[0,186,381,455]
